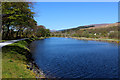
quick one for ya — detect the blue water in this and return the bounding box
[31,37,118,78]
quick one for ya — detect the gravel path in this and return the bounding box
[0,39,26,48]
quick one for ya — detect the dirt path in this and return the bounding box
[0,39,26,48]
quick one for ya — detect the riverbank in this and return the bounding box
[2,37,46,78]
[70,37,120,44]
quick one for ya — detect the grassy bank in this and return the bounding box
[2,37,45,78]
[71,37,120,44]
[0,40,8,43]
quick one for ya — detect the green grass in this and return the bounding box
[71,37,120,43]
[0,40,6,42]
[2,37,45,78]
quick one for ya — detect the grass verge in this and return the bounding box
[0,40,8,43]
[71,37,120,44]
[2,37,45,78]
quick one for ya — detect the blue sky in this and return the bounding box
[31,0,119,2]
[32,2,118,30]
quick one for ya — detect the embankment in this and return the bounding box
[2,37,45,78]
[70,37,120,44]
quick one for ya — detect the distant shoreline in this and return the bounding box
[70,37,120,44]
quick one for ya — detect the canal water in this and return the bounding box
[31,37,118,78]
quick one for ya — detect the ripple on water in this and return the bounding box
[32,37,118,78]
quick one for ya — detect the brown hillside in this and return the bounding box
[85,23,119,29]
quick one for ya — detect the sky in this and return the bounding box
[2,0,119,2]
[32,2,118,30]
[30,0,119,2]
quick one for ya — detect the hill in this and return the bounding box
[61,23,118,32]
[51,22,119,39]
[86,23,118,29]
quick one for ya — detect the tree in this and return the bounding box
[2,2,37,39]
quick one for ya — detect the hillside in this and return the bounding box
[84,23,110,27]
[86,23,119,29]
[59,25,95,33]
[62,23,118,31]
[51,22,119,40]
